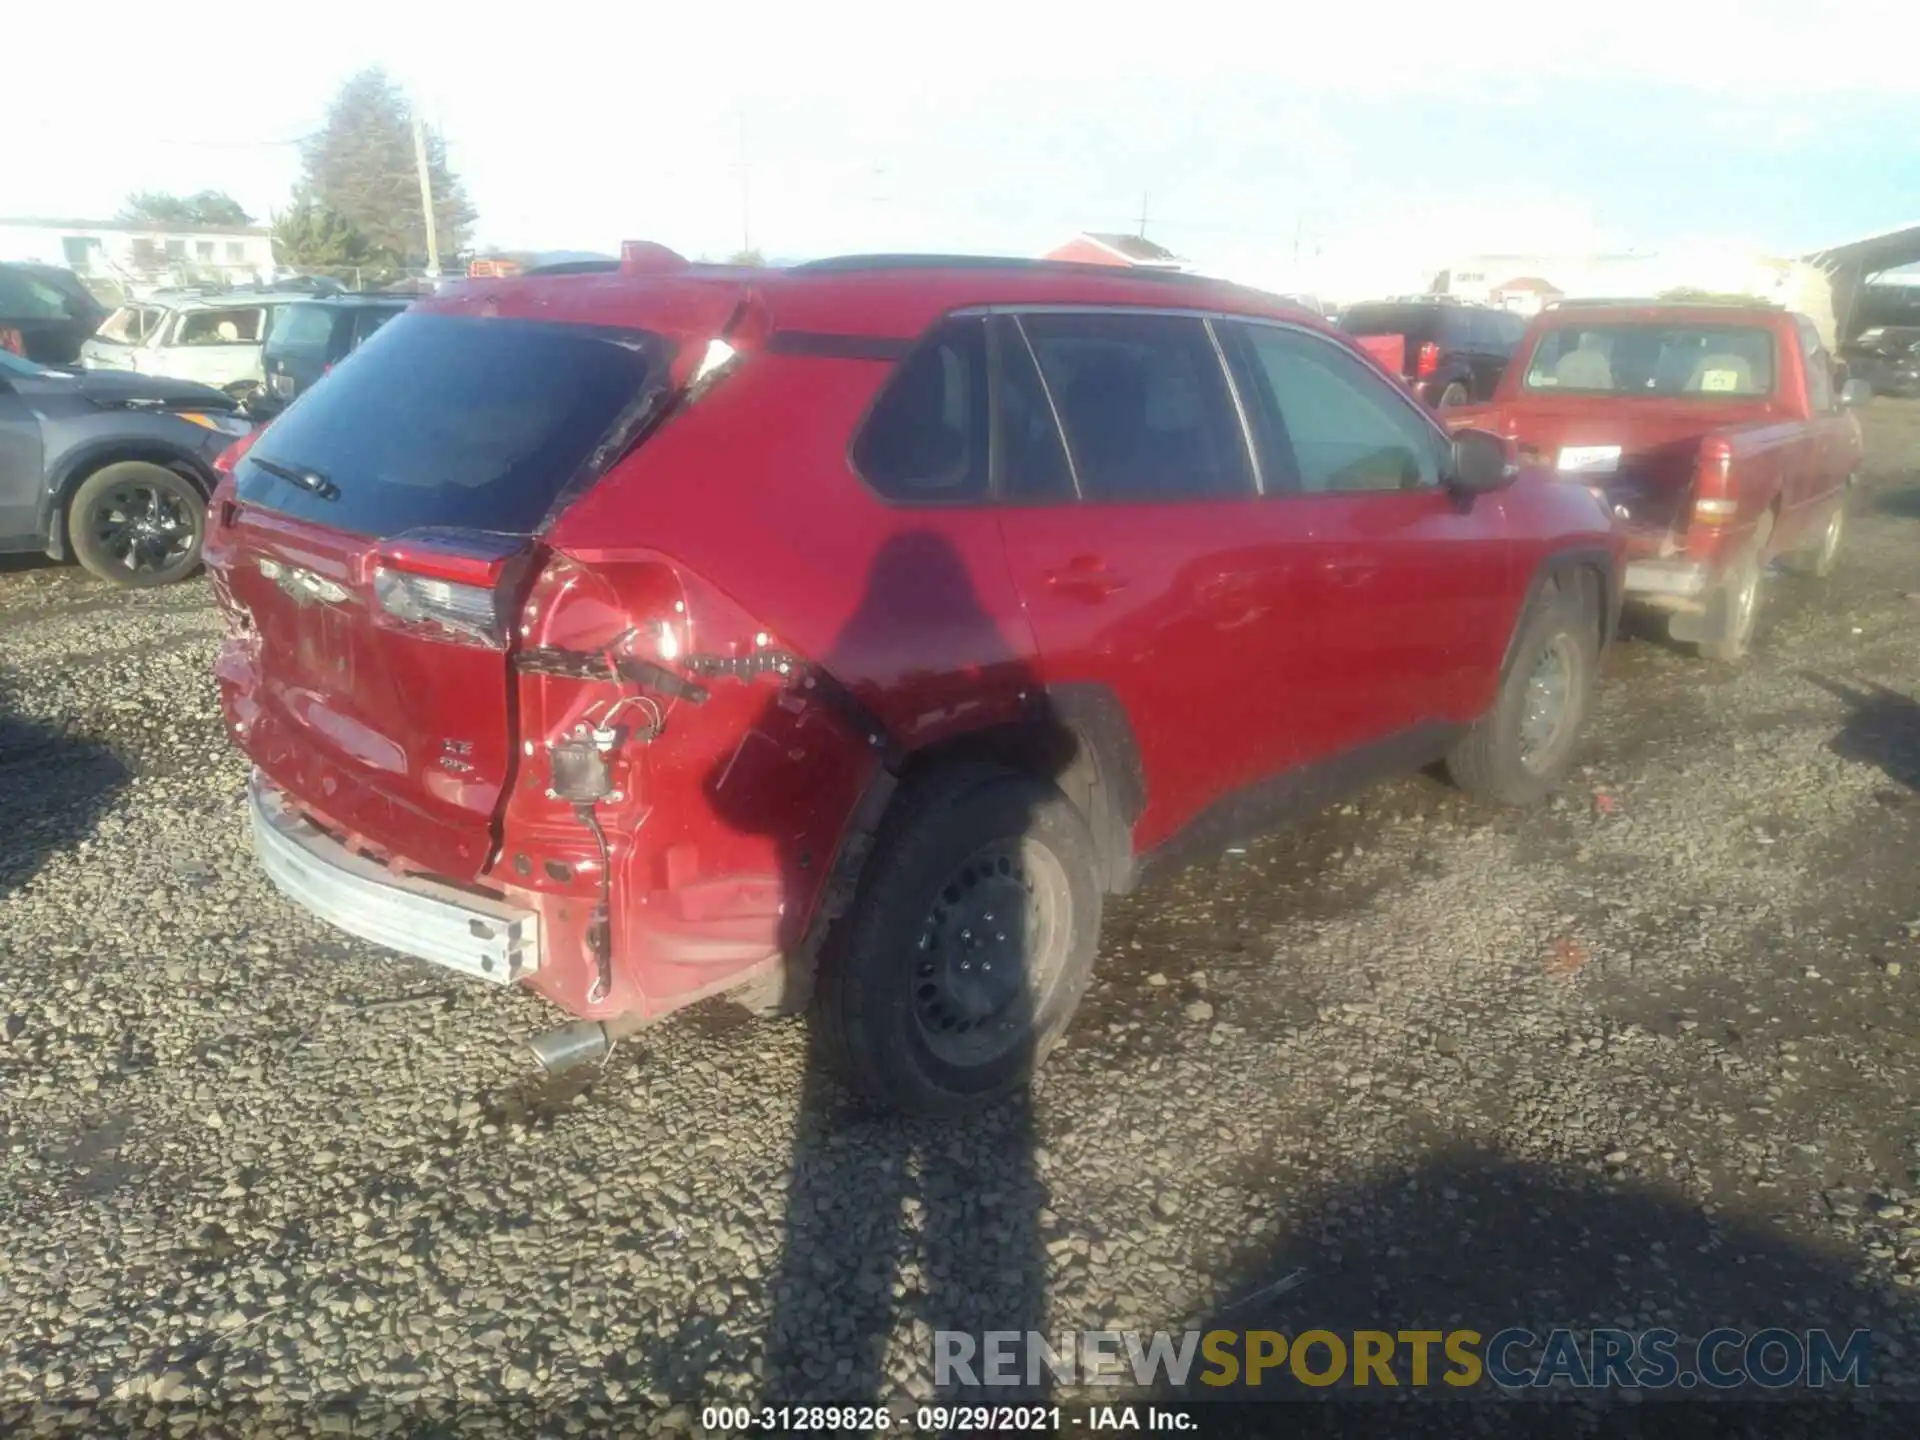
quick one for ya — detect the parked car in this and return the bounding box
[205,249,1621,1117]
[1339,298,1526,409]
[253,295,410,418]
[1838,326,1920,398]
[0,348,253,586]
[1447,300,1866,662]
[80,287,326,397]
[0,262,108,366]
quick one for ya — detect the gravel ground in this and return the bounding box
[3,405,1919,1434]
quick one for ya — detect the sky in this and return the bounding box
[10,0,1920,298]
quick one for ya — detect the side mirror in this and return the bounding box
[1446,426,1517,495]
[1839,378,1872,409]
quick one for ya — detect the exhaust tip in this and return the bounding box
[525,1020,610,1075]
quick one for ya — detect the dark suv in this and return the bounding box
[1339,298,1526,409]
[255,295,410,415]
[205,250,1621,1117]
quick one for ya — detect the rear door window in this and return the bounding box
[175,307,265,346]
[1020,312,1252,501]
[851,316,989,503]
[352,307,400,350]
[995,317,1076,503]
[267,303,334,353]
[236,313,671,537]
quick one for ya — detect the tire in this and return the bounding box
[1692,512,1772,664]
[1785,495,1846,580]
[1446,581,1599,806]
[68,461,207,589]
[812,765,1101,1117]
[1437,381,1470,409]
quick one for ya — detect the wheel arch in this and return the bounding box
[1501,546,1619,680]
[42,440,216,560]
[889,682,1146,896]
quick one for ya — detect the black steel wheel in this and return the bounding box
[814,765,1100,1116]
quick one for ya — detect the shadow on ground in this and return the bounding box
[1804,674,1920,792]
[0,682,131,901]
[1156,1146,1912,1431]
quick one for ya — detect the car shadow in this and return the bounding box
[1802,673,1920,792]
[689,530,1067,1412]
[1869,485,1920,521]
[0,683,131,902]
[1154,1147,1913,1423]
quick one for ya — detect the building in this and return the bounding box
[1043,232,1186,270]
[1487,275,1565,315]
[0,217,277,294]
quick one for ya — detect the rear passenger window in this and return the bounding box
[996,318,1076,502]
[1233,324,1441,494]
[1021,313,1252,502]
[852,317,989,503]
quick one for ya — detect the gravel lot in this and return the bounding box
[3,406,1919,1433]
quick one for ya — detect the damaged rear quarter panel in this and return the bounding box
[537,346,1042,1015]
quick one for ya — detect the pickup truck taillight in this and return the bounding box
[1691,436,1739,526]
[1416,342,1440,380]
[368,529,532,649]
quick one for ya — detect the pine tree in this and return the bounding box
[272,190,373,272]
[299,68,475,267]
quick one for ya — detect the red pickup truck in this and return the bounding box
[1449,302,1868,661]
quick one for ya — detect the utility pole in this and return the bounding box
[412,112,441,277]
[1137,191,1150,240]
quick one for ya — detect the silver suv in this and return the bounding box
[80,283,344,396]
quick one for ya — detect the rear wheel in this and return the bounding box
[68,461,206,588]
[1437,381,1470,409]
[1446,582,1599,805]
[1786,497,1846,580]
[1692,513,1772,663]
[813,765,1100,1117]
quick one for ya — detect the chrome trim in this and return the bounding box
[1205,316,1264,494]
[248,772,539,984]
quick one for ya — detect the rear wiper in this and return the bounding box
[251,457,339,501]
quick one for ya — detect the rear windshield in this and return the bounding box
[268,302,337,353]
[237,314,671,537]
[1523,324,1775,398]
[1339,304,1451,342]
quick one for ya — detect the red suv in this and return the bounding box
[205,248,1622,1116]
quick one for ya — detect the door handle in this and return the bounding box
[1045,556,1128,601]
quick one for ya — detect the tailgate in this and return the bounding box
[217,310,679,881]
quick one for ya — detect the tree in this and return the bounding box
[271,190,372,270]
[119,189,252,226]
[726,248,767,267]
[299,68,476,268]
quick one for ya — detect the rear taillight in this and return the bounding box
[1416,341,1440,379]
[369,529,531,648]
[213,426,262,475]
[1691,436,1738,526]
